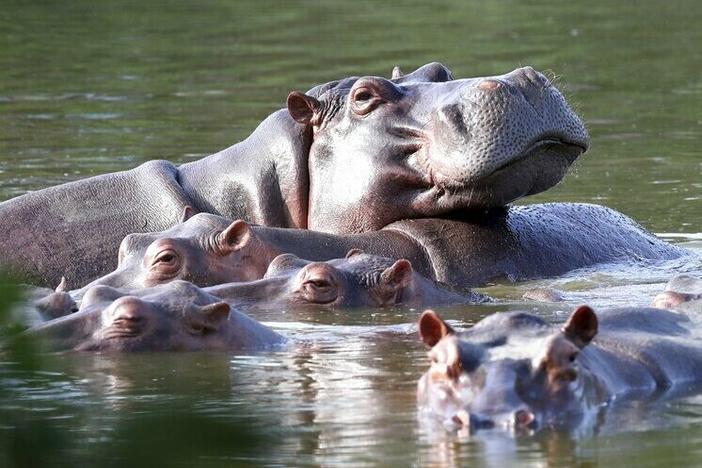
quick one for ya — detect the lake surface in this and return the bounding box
[1,0,701,465]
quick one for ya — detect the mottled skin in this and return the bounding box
[652,275,702,312]
[417,306,702,432]
[207,251,482,309]
[27,281,284,352]
[0,62,588,288]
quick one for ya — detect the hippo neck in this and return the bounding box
[177,109,311,228]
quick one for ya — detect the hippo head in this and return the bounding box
[652,275,702,312]
[29,282,233,352]
[417,306,600,432]
[288,62,589,232]
[261,250,422,308]
[78,211,274,295]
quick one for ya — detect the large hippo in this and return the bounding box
[0,63,589,287]
[27,281,285,352]
[52,205,687,303]
[417,305,702,432]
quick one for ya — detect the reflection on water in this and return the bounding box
[1,0,702,465]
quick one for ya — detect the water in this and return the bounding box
[1,0,702,465]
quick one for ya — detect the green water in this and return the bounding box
[1,0,701,465]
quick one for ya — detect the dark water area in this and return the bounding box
[1,0,701,466]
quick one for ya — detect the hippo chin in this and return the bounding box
[26,281,284,352]
[0,62,588,288]
[417,306,702,433]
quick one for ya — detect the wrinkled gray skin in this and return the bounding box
[35,196,685,319]
[26,281,284,352]
[0,62,588,288]
[28,250,479,323]
[207,251,482,309]
[34,202,684,318]
[652,275,702,313]
[417,306,702,433]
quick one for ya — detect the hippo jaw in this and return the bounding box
[414,66,589,210]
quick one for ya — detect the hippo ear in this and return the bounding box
[418,309,455,347]
[345,248,364,258]
[179,205,195,223]
[391,66,404,79]
[393,62,453,84]
[55,276,68,293]
[188,302,230,333]
[562,305,598,348]
[217,220,254,255]
[380,259,413,289]
[287,91,322,125]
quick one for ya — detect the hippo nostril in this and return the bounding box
[477,79,501,90]
[109,297,146,324]
[514,409,535,428]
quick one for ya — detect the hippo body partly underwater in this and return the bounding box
[417,306,702,433]
[1,62,598,287]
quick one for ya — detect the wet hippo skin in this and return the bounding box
[26,281,285,352]
[417,305,702,432]
[0,62,590,288]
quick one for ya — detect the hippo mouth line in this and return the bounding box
[493,137,587,176]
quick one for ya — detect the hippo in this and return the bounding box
[417,305,702,433]
[0,62,590,288]
[28,249,481,322]
[26,281,285,352]
[206,250,484,309]
[46,202,686,311]
[652,275,702,313]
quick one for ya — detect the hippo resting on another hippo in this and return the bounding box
[29,249,482,323]
[39,204,687,312]
[417,305,702,433]
[27,281,285,352]
[26,252,478,351]
[0,62,597,288]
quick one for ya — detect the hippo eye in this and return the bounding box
[306,279,331,289]
[353,89,373,102]
[350,86,382,115]
[150,249,181,277]
[301,277,338,304]
[568,352,578,363]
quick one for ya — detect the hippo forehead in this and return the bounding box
[327,253,396,287]
[456,312,553,363]
[306,62,454,98]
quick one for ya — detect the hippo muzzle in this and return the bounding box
[422,66,589,209]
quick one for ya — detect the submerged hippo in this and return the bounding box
[652,275,702,313]
[0,62,590,287]
[30,249,480,322]
[51,204,687,307]
[27,281,284,352]
[206,250,483,309]
[417,305,702,432]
